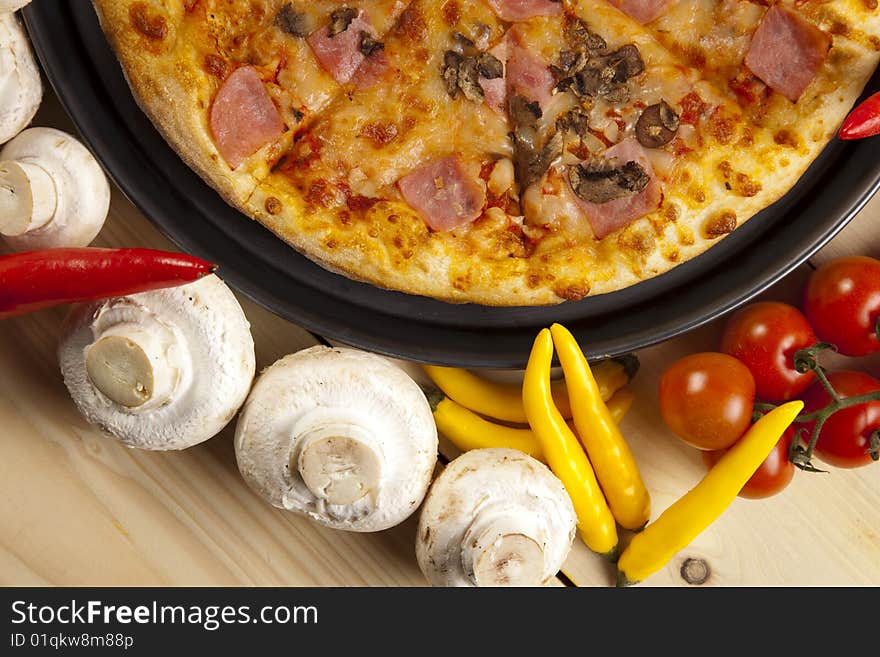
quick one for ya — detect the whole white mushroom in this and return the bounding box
[235,346,438,532]
[58,274,255,450]
[0,12,40,145]
[0,127,110,249]
[416,448,577,587]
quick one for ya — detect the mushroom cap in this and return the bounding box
[58,274,256,450]
[0,12,41,145]
[416,448,577,587]
[235,346,438,532]
[1,127,110,249]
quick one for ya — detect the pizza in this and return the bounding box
[92,0,880,306]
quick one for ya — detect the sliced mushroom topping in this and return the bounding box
[327,7,358,37]
[602,83,630,103]
[442,50,463,97]
[607,44,645,82]
[510,94,542,125]
[513,132,563,189]
[552,50,588,80]
[569,157,650,204]
[635,100,680,148]
[476,52,503,79]
[510,95,563,190]
[574,66,631,100]
[359,32,384,56]
[451,31,478,56]
[556,106,590,135]
[275,4,311,37]
[458,57,483,101]
[570,63,608,98]
[565,18,607,53]
[442,49,500,102]
[555,42,643,102]
[528,131,564,188]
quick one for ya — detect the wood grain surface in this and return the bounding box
[1,92,878,587]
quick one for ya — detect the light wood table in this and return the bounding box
[2,91,878,587]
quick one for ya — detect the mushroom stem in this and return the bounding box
[461,505,548,587]
[0,160,57,236]
[84,322,181,409]
[293,415,384,506]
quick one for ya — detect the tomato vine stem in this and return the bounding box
[753,343,880,471]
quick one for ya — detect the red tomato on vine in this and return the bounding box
[800,371,880,469]
[720,302,817,402]
[803,256,880,357]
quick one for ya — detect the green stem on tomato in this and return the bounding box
[754,402,778,414]
[812,367,842,404]
[792,415,830,473]
[762,342,880,471]
[793,343,836,375]
[869,430,880,462]
[792,390,880,424]
[786,390,880,472]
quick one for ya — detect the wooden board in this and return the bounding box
[1,91,878,587]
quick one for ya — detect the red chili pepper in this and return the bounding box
[839,91,880,140]
[0,248,217,319]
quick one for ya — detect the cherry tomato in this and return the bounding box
[800,370,880,469]
[720,301,817,403]
[659,352,756,450]
[803,256,880,357]
[702,428,796,499]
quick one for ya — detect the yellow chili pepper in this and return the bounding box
[428,387,635,464]
[523,328,618,558]
[423,358,634,424]
[606,387,635,422]
[428,390,544,461]
[551,323,650,531]
[616,400,803,586]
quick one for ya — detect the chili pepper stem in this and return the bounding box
[423,387,445,412]
[869,430,880,462]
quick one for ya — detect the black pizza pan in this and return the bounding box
[20,3,880,368]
